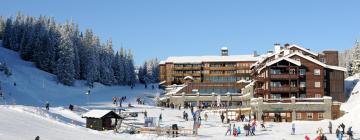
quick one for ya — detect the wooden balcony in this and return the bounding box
[270,74,298,79]
[270,87,299,92]
[173,66,201,70]
[255,88,265,94]
[204,67,237,71]
[174,73,184,76]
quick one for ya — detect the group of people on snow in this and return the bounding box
[112,96,126,107]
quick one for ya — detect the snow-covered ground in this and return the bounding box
[0,45,359,140]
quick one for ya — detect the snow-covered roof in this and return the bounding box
[82,110,114,118]
[159,81,166,85]
[159,61,166,65]
[289,44,318,56]
[237,79,251,83]
[184,76,194,80]
[221,47,228,50]
[266,57,301,67]
[257,57,301,73]
[162,55,261,64]
[256,51,346,73]
[288,52,346,71]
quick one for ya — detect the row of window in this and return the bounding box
[268,81,321,88]
[173,63,253,68]
[205,76,250,83]
[296,112,324,120]
[267,68,320,76]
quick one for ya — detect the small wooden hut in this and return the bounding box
[82,110,122,131]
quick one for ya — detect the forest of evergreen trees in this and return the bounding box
[0,13,141,87]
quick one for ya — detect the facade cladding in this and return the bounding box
[160,47,259,94]
[160,45,345,121]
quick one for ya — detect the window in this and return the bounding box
[315,82,321,88]
[307,113,313,120]
[318,113,324,120]
[299,69,306,75]
[296,113,302,120]
[315,94,321,98]
[314,69,320,75]
[300,82,306,87]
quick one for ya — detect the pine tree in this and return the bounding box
[3,18,13,48]
[56,22,75,86]
[0,16,5,39]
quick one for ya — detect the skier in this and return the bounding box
[144,110,147,118]
[220,113,225,123]
[45,101,49,111]
[292,122,295,135]
[185,112,188,121]
[225,123,231,136]
[35,136,40,140]
[328,121,332,134]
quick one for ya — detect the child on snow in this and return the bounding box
[225,123,231,136]
[232,124,238,136]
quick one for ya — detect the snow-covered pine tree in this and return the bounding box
[112,51,121,84]
[3,18,13,48]
[56,22,75,86]
[0,16,5,40]
[98,38,114,85]
[151,58,160,83]
[119,47,126,85]
[125,49,136,86]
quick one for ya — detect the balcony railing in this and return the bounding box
[270,74,298,79]
[263,98,324,103]
[270,86,299,92]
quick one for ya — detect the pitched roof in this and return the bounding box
[288,44,318,56]
[257,57,301,73]
[82,110,116,118]
[288,52,346,71]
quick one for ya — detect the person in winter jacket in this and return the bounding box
[237,126,241,135]
[232,124,238,136]
[305,135,310,140]
[220,113,225,123]
[328,121,333,134]
[35,136,40,140]
[204,113,208,121]
[225,123,231,136]
[292,123,295,135]
[336,127,340,138]
[45,101,49,110]
[346,126,353,139]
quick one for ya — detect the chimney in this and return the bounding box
[221,47,228,56]
[274,43,281,53]
[253,51,258,57]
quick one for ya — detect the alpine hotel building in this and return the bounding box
[160,44,345,122]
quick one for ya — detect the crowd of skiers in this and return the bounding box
[112,96,126,107]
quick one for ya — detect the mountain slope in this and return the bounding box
[0,43,160,106]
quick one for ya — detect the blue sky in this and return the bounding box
[1,0,360,65]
